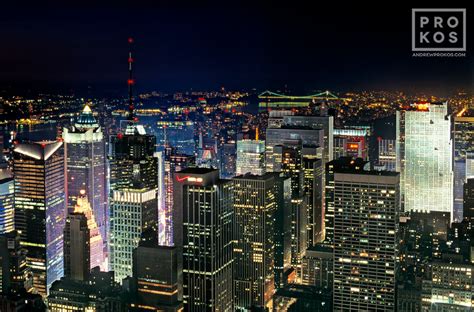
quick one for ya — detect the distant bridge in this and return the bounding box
[258,90,350,109]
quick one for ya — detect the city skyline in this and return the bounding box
[0,4,472,312]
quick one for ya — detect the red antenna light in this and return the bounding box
[127,37,135,122]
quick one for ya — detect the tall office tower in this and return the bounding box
[302,148,324,245]
[378,138,396,171]
[421,261,473,311]
[64,212,90,281]
[71,193,104,271]
[273,175,292,290]
[131,231,182,311]
[333,126,370,160]
[163,148,195,246]
[109,38,159,282]
[282,115,334,164]
[156,151,167,246]
[13,141,66,296]
[324,157,369,245]
[109,126,158,283]
[233,173,276,310]
[464,179,474,220]
[235,139,265,176]
[332,169,400,311]
[396,102,453,220]
[453,116,474,221]
[174,168,233,311]
[265,127,324,173]
[62,104,107,247]
[220,142,236,179]
[0,167,14,234]
[0,231,32,294]
[274,144,308,267]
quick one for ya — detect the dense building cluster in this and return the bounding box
[0,87,472,312]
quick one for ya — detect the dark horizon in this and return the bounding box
[0,3,472,97]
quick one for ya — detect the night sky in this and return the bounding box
[0,3,472,96]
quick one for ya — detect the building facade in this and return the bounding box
[63,104,107,249]
[13,141,66,295]
[396,102,453,219]
[233,174,276,310]
[332,170,400,311]
[174,168,234,311]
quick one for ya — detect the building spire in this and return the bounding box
[127,37,135,121]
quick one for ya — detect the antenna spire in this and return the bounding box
[127,37,135,121]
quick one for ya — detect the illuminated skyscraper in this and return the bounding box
[0,167,14,234]
[236,139,265,176]
[282,115,334,164]
[332,169,400,311]
[163,148,195,246]
[63,104,107,248]
[13,141,66,295]
[302,148,324,246]
[109,124,158,283]
[453,116,474,221]
[396,102,453,219]
[233,173,276,310]
[174,168,233,311]
[265,127,324,173]
[71,193,105,271]
[324,157,369,246]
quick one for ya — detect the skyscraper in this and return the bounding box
[63,212,90,281]
[174,168,233,311]
[233,173,276,310]
[109,126,158,283]
[0,167,14,234]
[265,127,324,173]
[273,175,292,290]
[282,115,334,164]
[453,116,474,221]
[13,141,66,295]
[302,148,324,246]
[324,157,369,245]
[163,148,195,246]
[397,102,453,219]
[0,231,32,294]
[463,179,474,220]
[236,139,265,176]
[332,168,400,311]
[131,231,182,311]
[63,104,107,248]
[71,192,104,271]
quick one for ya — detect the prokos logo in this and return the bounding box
[412,8,466,51]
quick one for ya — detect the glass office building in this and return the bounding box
[13,141,66,296]
[396,102,453,219]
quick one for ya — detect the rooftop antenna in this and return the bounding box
[127,37,135,122]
